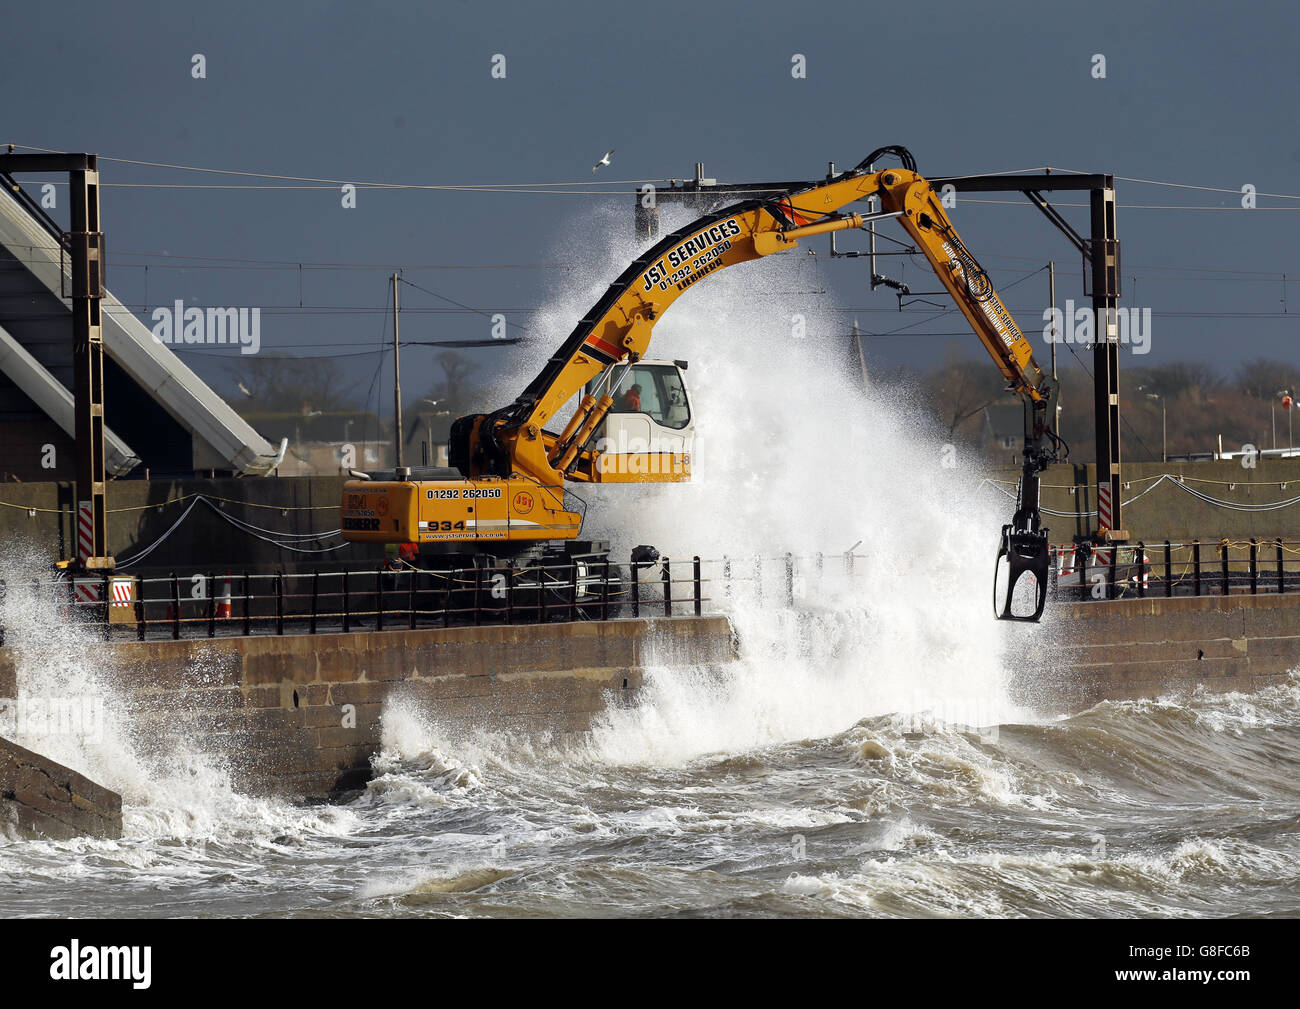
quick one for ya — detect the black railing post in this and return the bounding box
[275,571,285,635]
[693,555,702,616]
[1137,543,1146,598]
[1250,539,1259,595]
[473,564,483,626]
[1192,540,1201,596]
[1107,549,1117,601]
[1164,541,1172,598]
[207,571,217,638]
[242,571,251,636]
[600,558,610,621]
[100,572,111,641]
[375,567,385,631]
[1221,541,1230,596]
[569,561,579,622]
[170,571,181,640]
[310,571,319,634]
[662,556,672,617]
[442,569,452,628]
[408,568,417,630]
[506,562,516,625]
[98,574,110,639]
[631,557,640,618]
[136,576,146,641]
[1278,539,1286,595]
[785,553,794,607]
[342,570,352,633]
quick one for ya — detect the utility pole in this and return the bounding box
[1141,390,1166,463]
[1048,261,1057,381]
[1160,397,1166,463]
[392,272,404,472]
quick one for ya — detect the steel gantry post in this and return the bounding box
[69,162,112,568]
[0,152,112,569]
[1089,181,1123,538]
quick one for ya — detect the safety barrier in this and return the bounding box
[0,550,866,644]
[1050,538,1300,602]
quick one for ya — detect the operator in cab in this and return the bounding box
[620,383,643,412]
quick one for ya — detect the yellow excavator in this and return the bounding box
[341,146,1064,621]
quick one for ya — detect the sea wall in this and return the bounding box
[2,591,1296,818]
[1020,593,1300,712]
[0,617,737,801]
[0,736,122,841]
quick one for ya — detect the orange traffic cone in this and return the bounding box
[216,573,233,619]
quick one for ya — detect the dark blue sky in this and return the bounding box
[8,0,1300,409]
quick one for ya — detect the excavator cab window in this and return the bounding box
[599,363,691,430]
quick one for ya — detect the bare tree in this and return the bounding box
[222,356,359,414]
[924,351,1011,439]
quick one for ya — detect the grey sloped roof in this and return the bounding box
[0,321,140,475]
[0,184,282,475]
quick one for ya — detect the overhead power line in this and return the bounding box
[14,143,1300,205]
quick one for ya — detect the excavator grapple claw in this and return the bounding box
[994,525,1049,623]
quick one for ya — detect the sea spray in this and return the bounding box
[474,198,1034,763]
[0,541,334,842]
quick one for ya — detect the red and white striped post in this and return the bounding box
[74,500,99,604]
[1095,484,1114,565]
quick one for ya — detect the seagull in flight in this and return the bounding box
[591,149,615,174]
[237,381,253,398]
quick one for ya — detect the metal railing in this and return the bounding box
[5,539,1293,644]
[0,550,868,644]
[1050,538,1300,602]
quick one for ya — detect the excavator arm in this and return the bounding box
[874,156,1062,621]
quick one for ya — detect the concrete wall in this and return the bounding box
[0,736,122,841]
[6,457,1300,577]
[1,588,1295,814]
[0,617,737,801]
[991,458,1300,543]
[0,474,369,572]
[1019,593,1300,713]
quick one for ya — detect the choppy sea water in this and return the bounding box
[2,597,1297,920]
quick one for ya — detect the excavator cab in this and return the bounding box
[583,360,694,482]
